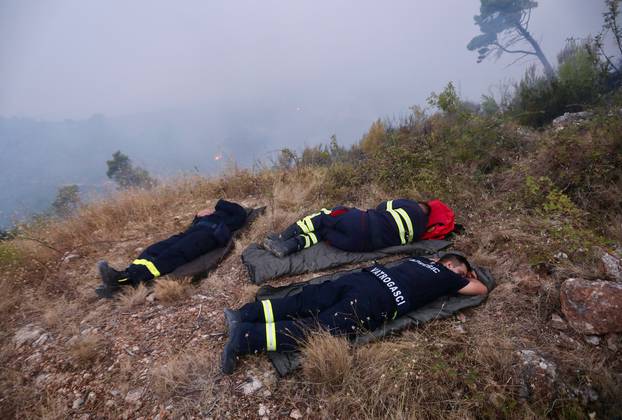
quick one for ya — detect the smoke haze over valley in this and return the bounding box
[0,0,605,227]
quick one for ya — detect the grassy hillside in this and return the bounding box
[1,97,621,419]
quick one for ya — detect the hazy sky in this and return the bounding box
[0,0,605,121]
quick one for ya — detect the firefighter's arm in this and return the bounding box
[196,208,212,217]
[457,270,488,296]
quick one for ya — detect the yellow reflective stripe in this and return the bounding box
[296,220,310,234]
[261,300,274,323]
[301,234,311,248]
[265,322,277,351]
[300,209,330,234]
[392,310,398,320]
[118,277,129,283]
[385,201,406,245]
[307,231,318,245]
[395,208,414,243]
[132,259,161,277]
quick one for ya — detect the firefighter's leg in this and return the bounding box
[127,227,219,285]
[234,279,348,323]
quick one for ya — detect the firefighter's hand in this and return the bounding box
[196,208,212,217]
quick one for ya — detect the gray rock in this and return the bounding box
[124,388,143,405]
[13,324,45,347]
[606,333,620,352]
[241,375,263,395]
[290,408,303,419]
[258,403,268,416]
[601,252,622,282]
[585,335,601,346]
[550,314,568,331]
[72,398,85,409]
[517,350,558,401]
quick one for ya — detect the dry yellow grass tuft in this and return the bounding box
[301,330,353,390]
[154,279,191,304]
[68,333,107,367]
[151,350,221,415]
[117,283,150,309]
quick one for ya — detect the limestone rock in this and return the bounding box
[549,314,567,331]
[240,375,263,395]
[517,350,558,402]
[14,324,45,347]
[290,409,303,419]
[560,278,622,334]
[601,252,622,282]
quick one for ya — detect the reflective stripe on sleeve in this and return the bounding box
[395,208,414,243]
[265,322,277,351]
[132,259,161,277]
[386,201,407,245]
[261,300,274,323]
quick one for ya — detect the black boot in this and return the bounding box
[278,223,303,240]
[224,308,242,333]
[221,321,249,375]
[263,237,302,258]
[95,261,129,298]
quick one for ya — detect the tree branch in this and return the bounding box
[493,41,536,56]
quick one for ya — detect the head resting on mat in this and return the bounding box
[437,253,472,277]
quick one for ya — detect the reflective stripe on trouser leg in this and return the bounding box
[132,259,161,278]
[261,300,277,351]
[297,208,331,234]
[261,300,274,323]
[265,322,277,351]
[300,232,318,249]
[296,220,310,234]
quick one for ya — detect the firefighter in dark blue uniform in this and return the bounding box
[96,199,247,298]
[220,253,488,374]
[263,199,452,257]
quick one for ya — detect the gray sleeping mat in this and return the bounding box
[256,256,496,376]
[242,239,452,284]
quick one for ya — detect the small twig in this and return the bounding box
[17,236,64,254]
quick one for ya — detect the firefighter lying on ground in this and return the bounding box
[263,198,454,258]
[95,199,247,298]
[220,253,487,374]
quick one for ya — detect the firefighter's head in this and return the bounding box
[437,253,472,277]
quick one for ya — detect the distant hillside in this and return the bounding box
[0,104,375,228]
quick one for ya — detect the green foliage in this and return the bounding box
[427,82,462,115]
[51,185,81,217]
[106,151,157,189]
[275,148,299,170]
[480,94,500,116]
[0,242,22,268]
[313,163,369,202]
[359,119,387,155]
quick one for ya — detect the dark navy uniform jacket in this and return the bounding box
[367,199,429,249]
[191,199,247,245]
[365,257,469,318]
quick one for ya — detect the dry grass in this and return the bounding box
[298,324,523,419]
[151,350,221,415]
[154,279,191,304]
[117,283,150,310]
[68,333,108,367]
[301,330,353,390]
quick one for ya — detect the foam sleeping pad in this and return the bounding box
[242,239,452,284]
[168,206,265,282]
[255,255,496,376]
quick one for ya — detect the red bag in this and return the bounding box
[421,199,455,240]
